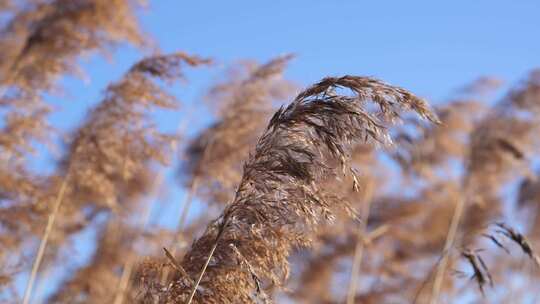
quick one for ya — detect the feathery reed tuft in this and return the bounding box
[184,55,296,205]
[154,75,438,303]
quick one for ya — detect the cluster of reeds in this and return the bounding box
[1,0,146,297]
[152,76,439,303]
[2,2,540,304]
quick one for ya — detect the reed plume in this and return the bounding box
[0,0,145,92]
[2,52,206,248]
[156,55,294,287]
[184,54,296,205]
[0,0,146,163]
[38,52,209,303]
[152,75,438,303]
[0,1,147,294]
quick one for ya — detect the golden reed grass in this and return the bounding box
[2,2,540,303]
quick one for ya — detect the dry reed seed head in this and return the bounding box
[43,53,209,302]
[294,76,440,125]
[64,52,209,209]
[130,52,212,83]
[184,55,296,204]
[205,54,295,115]
[159,75,438,303]
[1,0,146,92]
[0,0,146,178]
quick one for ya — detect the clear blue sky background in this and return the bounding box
[148,0,540,99]
[18,0,540,302]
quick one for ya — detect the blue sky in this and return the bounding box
[18,0,540,302]
[144,0,540,98]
